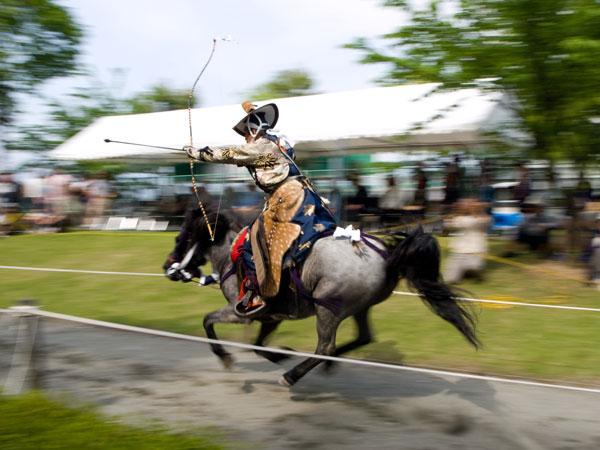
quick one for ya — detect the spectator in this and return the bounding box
[84,172,113,225]
[379,175,405,227]
[503,200,558,257]
[589,215,600,289]
[413,163,428,209]
[513,162,531,205]
[45,168,74,218]
[21,170,45,212]
[443,199,491,283]
[564,171,593,259]
[544,162,560,205]
[379,175,404,210]
[442,156,461,210]
[0,172,20,211]
[478,172,494,213]
[345,174,370,223]
[574,171,593,211]
[325,178,343,222]
[223,186,237,212]
[233,182,264,222]
[0,172,23,235]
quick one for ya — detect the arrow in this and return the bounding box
[104,139,184,152]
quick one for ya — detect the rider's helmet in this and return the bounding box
[232,101,279,140]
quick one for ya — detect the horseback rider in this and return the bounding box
[184,101,337,318]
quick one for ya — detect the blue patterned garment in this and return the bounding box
[289,186,338,264]
[240,183,337,274]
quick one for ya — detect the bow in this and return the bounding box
[187,36,235,241]
[106,37,236,241]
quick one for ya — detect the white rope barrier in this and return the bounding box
[1,308,599,394]
[0,265,164,277]
[2,265,599,312]
[392,291,600,313]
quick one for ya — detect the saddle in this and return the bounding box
[226,177,341,312]
[229,226,341,318]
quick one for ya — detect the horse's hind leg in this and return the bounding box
[325,308,371,370]
[253,320,290,364]
[280,309,341,386]
[203,305,251,368]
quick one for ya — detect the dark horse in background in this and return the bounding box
[164,208,479,386]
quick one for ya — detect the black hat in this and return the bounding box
[232,101,279,137]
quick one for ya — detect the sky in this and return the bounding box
[5,0,410,170]
[52,0,408,107]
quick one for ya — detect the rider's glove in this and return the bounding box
[184,145,209,160]
[165,262,194,282]
[179,269,194,282]
[165,262,181,281]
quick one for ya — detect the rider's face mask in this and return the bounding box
[247,113,269,142]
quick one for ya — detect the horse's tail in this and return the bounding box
[386,226,479,348]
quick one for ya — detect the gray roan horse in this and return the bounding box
[164,207,479,386]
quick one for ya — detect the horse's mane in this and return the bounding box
[183,206,243,246]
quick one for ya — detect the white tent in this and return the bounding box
[49,83,518,162]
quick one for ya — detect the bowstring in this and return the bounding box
[187,39,218,241]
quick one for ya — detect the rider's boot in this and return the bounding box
[235,286,267,318]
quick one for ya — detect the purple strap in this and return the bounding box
[291,267,342,315]
[220,264,236,285]
[360,233,389,260]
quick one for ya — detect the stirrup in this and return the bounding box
[235,294,267,318]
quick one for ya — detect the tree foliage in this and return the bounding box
[128,83,192,114]
[8,78,196,152]
[245,69,316,101]
[0,0,83,129]
[346,0,600,162]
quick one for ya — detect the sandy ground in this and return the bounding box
[1,313,600,450]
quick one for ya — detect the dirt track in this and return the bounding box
[2,314,600,450]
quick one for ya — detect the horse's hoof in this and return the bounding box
[255,350,289,364]
[324,360,337,372]
[278,375,293,387]
[220,354,234,369]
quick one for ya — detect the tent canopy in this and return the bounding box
[49,83,517,162]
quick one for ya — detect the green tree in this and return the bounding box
[9,77,196,152]
[0,0,83,130]
[346,0,600,162]
[129,82,192,114]
[245,69,316,101]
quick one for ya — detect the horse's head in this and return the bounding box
[162,207,234,282]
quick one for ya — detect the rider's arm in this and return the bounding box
[185,139,278,168]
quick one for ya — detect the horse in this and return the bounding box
[163,207,479,386]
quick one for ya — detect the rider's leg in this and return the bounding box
[236,238,266,317]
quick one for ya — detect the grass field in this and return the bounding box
[1,231,599,384]
[0,392,226,449]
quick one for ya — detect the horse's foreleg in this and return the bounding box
[280,309,341,386]
[203,305,251,368]
[325,308,371,370]
[253,320,290,364]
